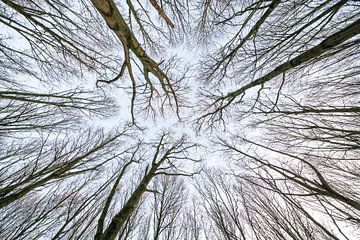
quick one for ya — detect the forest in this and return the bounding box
[0,0,359,239]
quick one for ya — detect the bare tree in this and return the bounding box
[94,133,199,240]
[191,2,360,238]
[2,0,360,239]
[196,168,356,240]
[138,175,187,240]
[0,88,116,136]
[215,133,360,239]
[197,0,360,128]
[0,124,139,239]
[1,0,190,123]
[0,126,134,209]
[1,1,199,239]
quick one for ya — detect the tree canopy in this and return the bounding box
[1,0,360,239]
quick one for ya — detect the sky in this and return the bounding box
[1,1,359,239]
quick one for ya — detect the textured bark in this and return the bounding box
[149,0,174,28]
[91,0,179,123]
[90,0,167,82]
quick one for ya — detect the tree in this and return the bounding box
[194,1,360,238]
[0,88,116,135]
[139,175,187,240]
[94,133,199,240]
[0,130,200,239]
[197,0,360,127]
[1,0,360,239]
[1,1,200,239]
[197,168,357,240]
[1,0,189,123]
